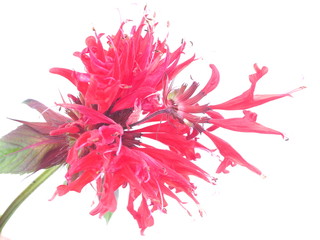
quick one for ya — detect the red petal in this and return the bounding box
[139,147,212,183]
[204,131,262,175]
[184,64,220,105]
[50,68,89,94]
[143,132,201,160]
[209,64,266,110]
[210,64,305,110]
[57,103,116,125]
[208,110,285,138]
[56,170,98,195]
[111,87,155,113]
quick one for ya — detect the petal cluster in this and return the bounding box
[30,15,302,234]
[50,17,194,114]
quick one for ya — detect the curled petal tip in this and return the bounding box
[49,67,60,74]
[197,204,206,217]
[261,174,267,179]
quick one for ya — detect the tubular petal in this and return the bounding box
[204,131,262,175]
[208,110,285,138]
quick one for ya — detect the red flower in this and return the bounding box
[50,17,194,114]
[48,16,212,234]
[4,14,303,234]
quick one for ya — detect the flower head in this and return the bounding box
[0,13,304,234]
[48,16,211,234]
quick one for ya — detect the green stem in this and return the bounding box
[0,165,60,233]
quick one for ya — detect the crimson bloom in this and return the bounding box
[0,14,303,234]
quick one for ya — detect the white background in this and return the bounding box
[0,0,319,239]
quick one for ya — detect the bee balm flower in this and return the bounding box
[0,13,304,235]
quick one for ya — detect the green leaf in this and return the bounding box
[0,99,70,174]
[103,189,119,224]
[0,124,67,174]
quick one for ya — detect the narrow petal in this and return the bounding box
[208,110,285,138]
[139,147,213,183]
[204,131,262,175]
[210,64,304,110]
[57,103,116,125]
[50,68,89,94]
[90,177,120,216]
[167,54,196,80]
[127,190,154,235]
[111,87,155,113]
[131,120,190,135]
[198,64,220,95]
[184,64,220,105]
[209,64,266,110]
[143,132,201,160]
[50,121,82,136]
[56,170,98,195]
[211,88,304,110]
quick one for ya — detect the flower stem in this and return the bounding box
[129,109,169,128]
[0,165,60,233]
